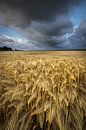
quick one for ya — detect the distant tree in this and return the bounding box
[0,46,13,51]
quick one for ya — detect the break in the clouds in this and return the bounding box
[0,0,86,50]
[70,19,86,49]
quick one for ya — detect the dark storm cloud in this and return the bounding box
[0,0,84,50]
[0,0,79,24]
[30,16,73,36]
[17,16,73,47]
[0,5,28,27]
[6,16,73,49]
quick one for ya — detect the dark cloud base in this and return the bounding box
[0,0,80,22]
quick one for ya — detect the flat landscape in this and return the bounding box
[0,50,86,56]
[0,51,86,130]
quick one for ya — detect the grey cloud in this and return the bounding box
[0,34,50,50]
[70,20,86,49]
[0,14,75,50]
[18,17,73,48]
[0,0,84,50]
[0,5,28,27]
[30,16,73,36]
[0,0,79,23]
[0,16,73,50]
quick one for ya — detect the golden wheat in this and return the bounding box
[0,52,86,130]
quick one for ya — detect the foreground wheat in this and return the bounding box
[0,53,86,130]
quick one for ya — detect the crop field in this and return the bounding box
[0,51,86,130]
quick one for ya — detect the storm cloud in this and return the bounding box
[0,0,79,23]
[0,0,86,50]
[25,16,73,48]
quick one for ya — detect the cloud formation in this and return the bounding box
[0,0,79,23]
[0,0,86,50]
[11,16,73,49]
[0,34,50,50]
[70,19,86,49]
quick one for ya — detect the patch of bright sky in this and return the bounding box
[69,0,86,26]
[0,26,27,41]
[65,0,86,40]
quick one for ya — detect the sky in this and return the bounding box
[0,0,86,50]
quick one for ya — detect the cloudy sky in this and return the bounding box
[0,0,86,50]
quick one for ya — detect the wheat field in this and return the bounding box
[0,51,86,130]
